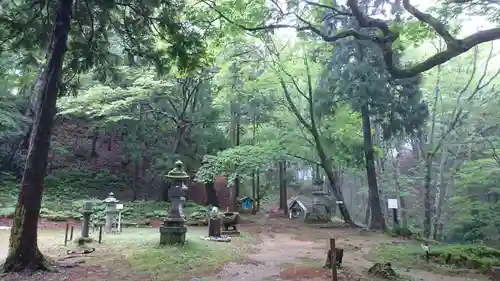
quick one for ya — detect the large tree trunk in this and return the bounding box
[361,105,386,230]
[205,181,219,207]
[309,130,354,225]
[392,148,407,228]
[432,149,447,240]
[278,161,286,211]
[3,0,73,272]
[423,155,433,238]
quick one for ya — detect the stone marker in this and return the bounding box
[81,201,93,238]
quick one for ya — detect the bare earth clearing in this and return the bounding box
[0,216,488,281]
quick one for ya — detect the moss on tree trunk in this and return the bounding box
[2,202,52,272]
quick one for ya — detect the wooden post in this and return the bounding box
[64,223,69,246]
[70,225,74,240]
[330,238,337,281]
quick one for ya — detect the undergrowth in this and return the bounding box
[0,169,207,223]
[370,241,500,274]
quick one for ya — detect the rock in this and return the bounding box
[368,262,398,279]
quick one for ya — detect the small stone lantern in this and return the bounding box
[159,160,190,245]
[103,192,119,233]
[81,201,93,238]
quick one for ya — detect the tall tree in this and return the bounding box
[0,0,206,272]
[3,0,74,272]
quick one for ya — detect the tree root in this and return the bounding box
[2,248,56,273]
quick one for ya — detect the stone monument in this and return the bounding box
[159,160,189,245]
[103,192,119,233]
[81,201,93,238]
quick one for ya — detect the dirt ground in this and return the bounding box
[0,215,489,281]
[199,216,487,281]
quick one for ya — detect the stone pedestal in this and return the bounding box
[105,211,118,233]
[159,219,188,245]
[208,218,222,237]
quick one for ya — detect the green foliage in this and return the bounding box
[372,243,500,274]
[0,169,205,222]
[0,0,209,86]
[195,142,285,183]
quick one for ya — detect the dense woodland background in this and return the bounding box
[1,0,500,272]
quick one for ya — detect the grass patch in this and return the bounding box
[101,228,248,280]
[1,227,252,281]
[368,241,500,274]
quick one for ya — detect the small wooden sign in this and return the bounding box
[116,204,124,210]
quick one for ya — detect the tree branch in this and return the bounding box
[205,0,500,78]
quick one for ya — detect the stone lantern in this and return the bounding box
[103,192,119,233]
[159,160,190,245]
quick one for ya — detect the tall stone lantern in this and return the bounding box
[159,160,190,245]
[103,192,119,233]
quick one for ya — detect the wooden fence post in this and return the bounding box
[330,238,337,281]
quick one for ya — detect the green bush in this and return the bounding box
[371,242,500,274]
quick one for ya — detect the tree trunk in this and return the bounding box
[432,149,447,240]
[205,181,219,207]
[256,169,261,212]
[363,199,370,226]
[251,116,257,214]
[251,171,257,214]
[229,179,238,212]
[234,115,240,199]
[3,0,73,272]
[278,161,286,210]
[423,155,433,238]
[392,149,407,228]
[132,161,139,201]
[361,105,386,230]
[90,128,99,157]
[283,161,288,215]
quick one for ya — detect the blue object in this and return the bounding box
[240,197,253,209]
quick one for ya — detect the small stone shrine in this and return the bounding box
[309,189,332,222]
[159,160,189,245]
[103,192,119,233]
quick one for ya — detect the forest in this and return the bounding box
[1,0,500,278]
